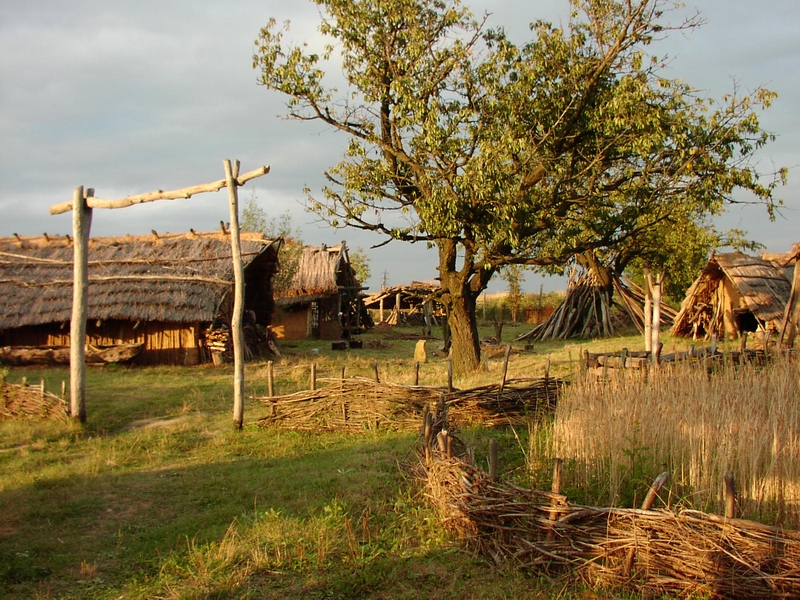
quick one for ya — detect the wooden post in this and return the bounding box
[641,471,670,511]
[267,360,274,397]
[499,344,511,392]
[70,186,92,423]
[446,359,453,393]
[651,271,664,365]
[740,331,748,354]
[724,471,736,518]
[340,364,346,381]
[379,297,385,323]
[489,439,498,481]
[643,263,653,352]
[414,361,420,386]
[310,363,317,391]
[624,471,669,576]
[225,159,246,431]
[372,362,380,383]
[547,458,563,541]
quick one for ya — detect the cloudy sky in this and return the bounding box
[1,0,798,294]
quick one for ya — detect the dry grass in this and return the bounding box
[549,352,800,527]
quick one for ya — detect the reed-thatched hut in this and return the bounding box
[272,242,368,340]
[670,251,792,340]
[0,231,280,365]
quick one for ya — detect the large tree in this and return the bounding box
[253,0,783,373]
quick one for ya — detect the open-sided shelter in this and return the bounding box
[670,251,792,340]
[363,281,442,325]
[272,242,368,340]
[0,231,280,365]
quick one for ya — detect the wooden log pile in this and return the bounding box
[1,379,68,421]
[204,326,232,362]
[417,431,800,599]
[254,376,563,431]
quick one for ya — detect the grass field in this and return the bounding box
[0,322,777,599]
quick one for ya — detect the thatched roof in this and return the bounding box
[0,232,279,329]
[671,251,792,337]
[277,244,359,305]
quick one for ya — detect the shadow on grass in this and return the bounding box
[0,422,430,599]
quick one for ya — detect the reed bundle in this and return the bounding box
[254,376,562,431]
[1,380,68,421]
[420,449,800,599]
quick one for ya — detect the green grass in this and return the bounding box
[0,324,693,599]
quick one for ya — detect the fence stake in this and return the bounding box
[489,439,498,481]
[447,359,453,393]
[414,361,420,386]
[310,363,317,391]
[267,361,274,397]
[725,471,736,518]
[624,471,670,576]
[499,344,512,392]
[547,458,563,541]
[372,362,380,383]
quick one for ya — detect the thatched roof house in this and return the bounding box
[272,243,368,340]
[0,232,280,364]
[670,251,792,340]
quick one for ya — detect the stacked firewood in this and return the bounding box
[204,326,232,361]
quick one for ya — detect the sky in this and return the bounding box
[1,0,798,294]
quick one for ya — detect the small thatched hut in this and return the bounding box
[272,242,368,340]
[671,251,792,340]
[0,232,280,365]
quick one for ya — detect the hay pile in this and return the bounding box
[1,380,68,421]
[254,376,561,431]
[419,446,800,599]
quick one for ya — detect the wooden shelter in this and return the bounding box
[364,281,442,325]
[0,231,280,365]
[272,242,368,340]
[670,251,793,340]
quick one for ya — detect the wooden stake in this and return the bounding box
[624,471,669,576]
[489,439,498,481]
[499,344,511,392]
[547,458,563,541]
[310,363,317,391]
[446,359,453,393]
[225,159,245,431]
[70,186,92,423]
[724,471,736,519]
[372,362,380,383]
[267,360,274,397]
[414,361,420,386]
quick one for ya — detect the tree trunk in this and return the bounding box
[437,240,483,374]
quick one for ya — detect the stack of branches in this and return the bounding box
[419,445,800,598]
[613,276,678,334]
[254,376,563,431]
[519,272,614,341]
[1,380,68,421]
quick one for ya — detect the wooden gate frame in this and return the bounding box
[50,160,270,429]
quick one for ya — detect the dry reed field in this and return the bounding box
[550,352,800,527]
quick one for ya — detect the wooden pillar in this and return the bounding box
[643,264,653,352]
[379,297,385,323]
[651,271,664,365]
[225,159,246,431]
[70,186,92,423]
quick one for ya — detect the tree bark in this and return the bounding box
[437,240,483,374]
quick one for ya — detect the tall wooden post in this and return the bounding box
[70,186,92,423]
[225,159,246,430]
[651,271,664,365]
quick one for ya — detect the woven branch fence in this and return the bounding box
[254,376,562,431]
[416,426,800,599]
[1,378,68,421]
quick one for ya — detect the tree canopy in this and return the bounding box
[254,0,784,372]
